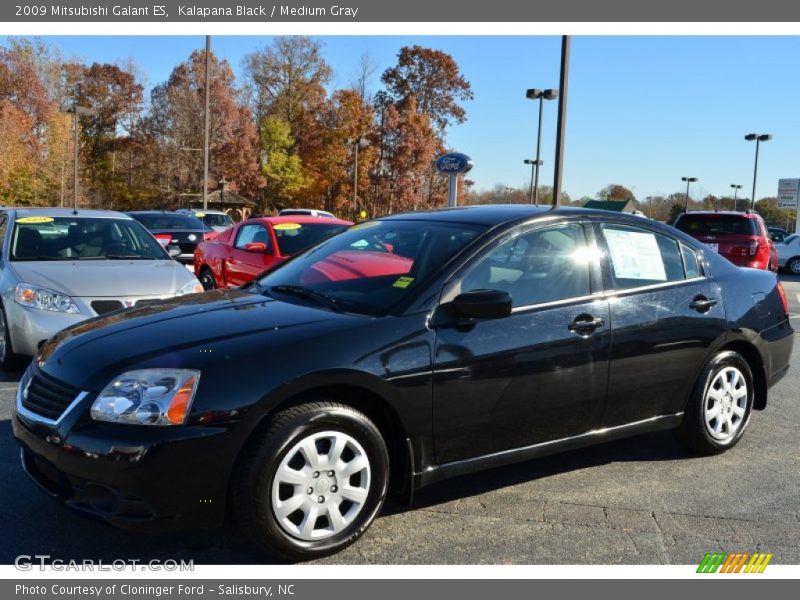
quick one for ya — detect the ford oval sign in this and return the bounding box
[435,153,474,175]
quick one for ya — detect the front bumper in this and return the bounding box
[6,304,85,357]
[12,370,234,532]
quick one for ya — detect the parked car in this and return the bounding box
[768,227,791,243]
[0,208,203,369]
[176,208,235,233]
[127,211,211,264]
[776,233,800,274]
[673,211,778,271]
[13,206,793,561]
[279,208,337,219]
[194,216,351,290]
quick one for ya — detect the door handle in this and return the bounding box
[690,296,717,313]
[568,314,605,335]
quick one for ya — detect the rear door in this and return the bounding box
[595,221,727,426]
[224,223,278,286]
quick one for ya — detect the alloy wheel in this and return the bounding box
[271,430,371,541]
[789,258,800,274]
[704,366,748,442]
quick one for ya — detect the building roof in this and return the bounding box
[202,187,257,208]
[582,199,632,212]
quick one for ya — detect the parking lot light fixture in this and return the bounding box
[525,88,558,205]
[730,184,742,211]
[745,133,772,210]
[682,177,698,211]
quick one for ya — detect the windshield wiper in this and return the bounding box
[268,285,343,313]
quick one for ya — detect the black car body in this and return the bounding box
[127,211,209,264]
[12,206,794,559]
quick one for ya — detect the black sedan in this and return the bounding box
[12,205,794,561]
[127,211,210,264]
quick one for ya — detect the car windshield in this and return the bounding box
[10,216,169,261]
[130,213,205,231]
[273,222,350,256]
[200,213,233,228]
[257,220,487,316]
[675,214,758,236]
[783,234,798,245]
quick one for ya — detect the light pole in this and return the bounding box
[63,105,97,210]
[745,133,772,210]
[552,35,571,208]
[202,35,212,211]
[346,137,369,220]
[681,176,698,211]
[523,159,542,204]
[730,184,742,211]
[525,88,558,205]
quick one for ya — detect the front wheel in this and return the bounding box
[199,267,217,291]
[787,257,800,275]
[232,401,389,560]
[0,306,24,371]
[675,350,753,455]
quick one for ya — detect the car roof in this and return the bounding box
[6,207,134,220]
[676,210,760,219]
[248,215,352,226]
[375,204,631,226]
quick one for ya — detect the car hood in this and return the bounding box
[38,289,363,390]
[10,260,195,297]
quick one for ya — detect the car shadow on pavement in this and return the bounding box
[394,430,693,515]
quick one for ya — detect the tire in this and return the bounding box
[787,257,800,275]
[232,401,389,561]
[0,305,25,371]
[199,267,217,291]
[674,350,754,455]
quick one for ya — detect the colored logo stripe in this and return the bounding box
[697,552,772,573]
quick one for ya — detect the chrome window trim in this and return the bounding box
[15,373,88,427]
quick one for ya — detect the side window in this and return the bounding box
[0,217,7,255]
[600,223,686,290]
[235,224,271,251]
[459,223,591,308]
[680,243,701,279]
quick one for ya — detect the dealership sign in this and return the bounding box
[435,153,474,175]
[777,178,800,208]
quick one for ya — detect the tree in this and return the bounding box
[259,116,307,208]
[668,201,685,224]
[381,46,473,132]
[597,184,635,202]
[148,49,263,201]
[243,36,331,131]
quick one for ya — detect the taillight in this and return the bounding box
[749,240,759,256]
[777,282,790,315]
[155,234,172,247]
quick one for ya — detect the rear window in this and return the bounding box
[130,213,205,231]
[674,214,758,236]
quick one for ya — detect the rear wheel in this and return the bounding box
[787,257,800,275]
[232,401,389,560]
[675,350,753,455]
[199,267,217,291]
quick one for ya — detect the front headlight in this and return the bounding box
[15,283,80,314]
[91,369,200,426]
[175,279,204,296]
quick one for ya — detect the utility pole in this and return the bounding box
[203,35,211,211]
[552,36,571,208]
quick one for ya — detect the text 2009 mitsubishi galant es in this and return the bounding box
[13,205,794,560]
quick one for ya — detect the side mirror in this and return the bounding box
[451,289,512,320]
[167,245,182,258]
[244,242,269,253]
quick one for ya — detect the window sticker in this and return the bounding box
[194,212,206,217]
[604,228,667,281]
[16,216,54,224]
[393,276,415,288]
[273,223,301,231]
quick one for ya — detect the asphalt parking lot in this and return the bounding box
[1,275,799,565]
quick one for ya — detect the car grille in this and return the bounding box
[21,371,83,422]
[134,298,165,308]
[91,300,124,315]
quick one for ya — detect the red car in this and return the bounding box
[673,211,778,272]
[194,216,352,289]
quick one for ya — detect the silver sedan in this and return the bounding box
[776,233,800,274]
[0,208,203,369]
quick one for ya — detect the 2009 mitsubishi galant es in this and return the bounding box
[12,205,794,560]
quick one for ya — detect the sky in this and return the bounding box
[5,35,800,201]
